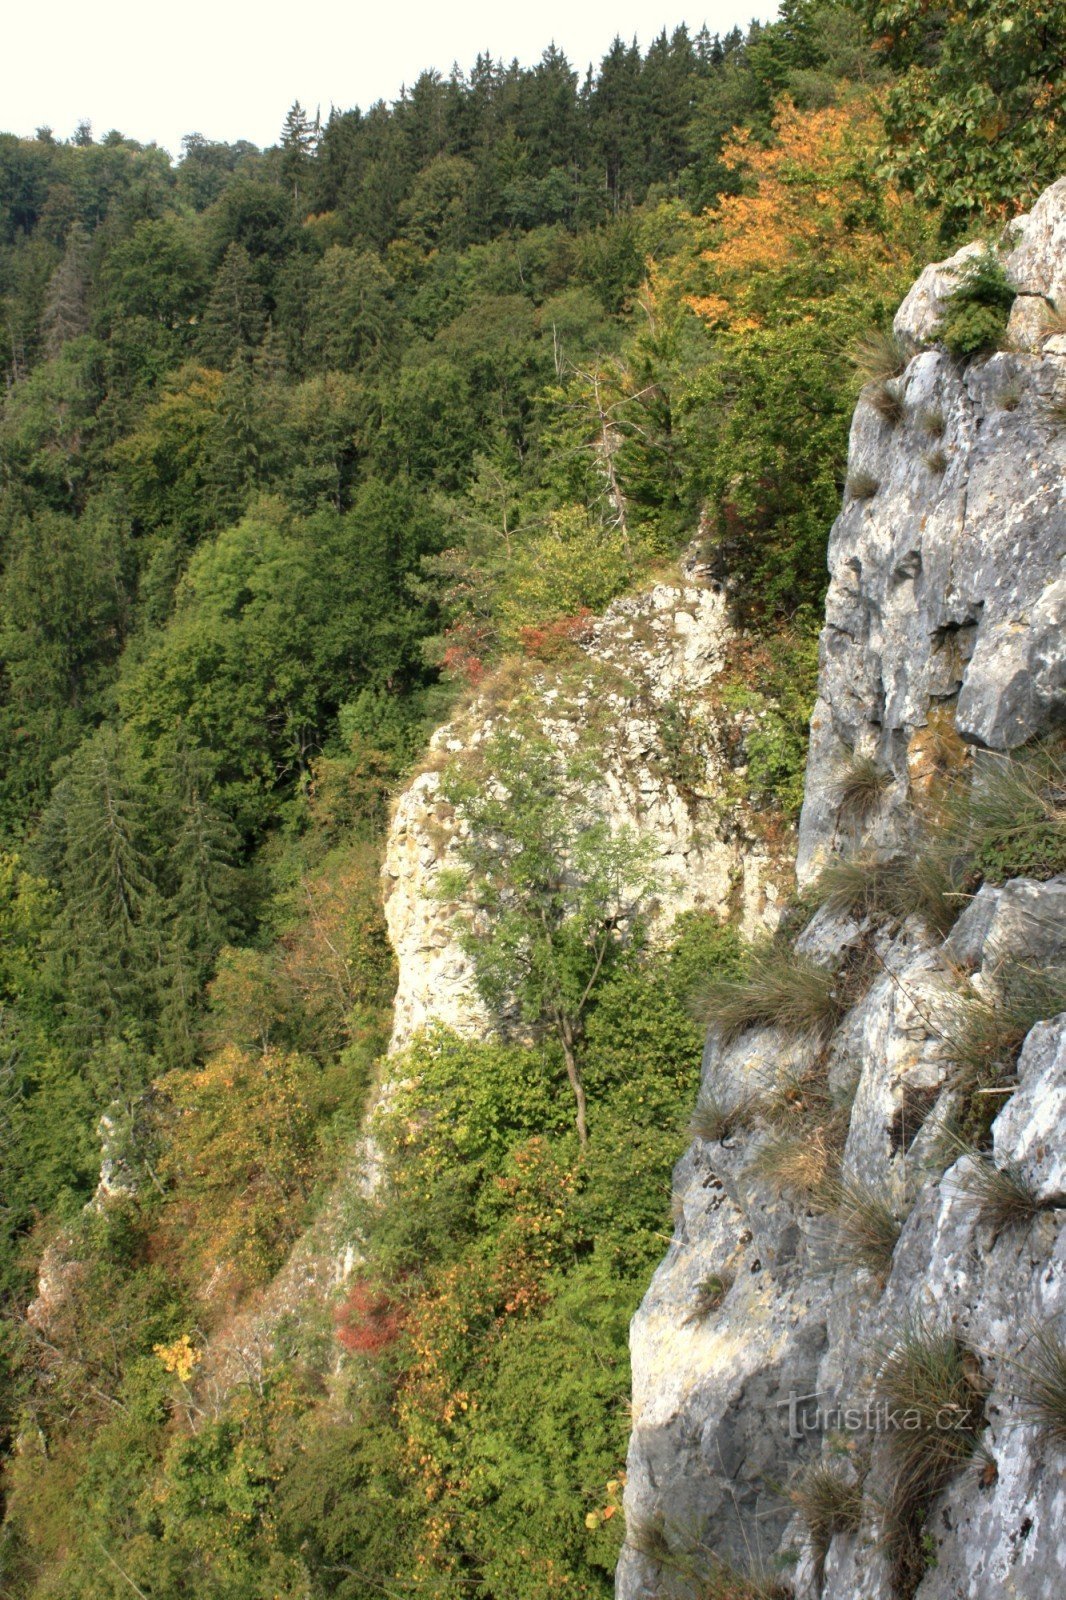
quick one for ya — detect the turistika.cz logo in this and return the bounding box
[783,1391,975,1442]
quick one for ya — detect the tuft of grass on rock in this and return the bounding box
[826,1176,902,1281]
[748,1114,848,1208]
[805,844,971,936]
[690,1090,756,1144]
[625,1522,791,1600]
[875,1321,986,1598]
[1014,1327,1066,1447]
[835,754,890,826]
[922,447,948,474]
[917,406,945,439]
[789,1459,864,1577]
[869,379,905,426]
[807,853,899,924]
[852,327,907,383]
[685,1273,733,1324]
[698,1564,793,1600]
[755,1061,833,1129]
[958,742,1066,884]
[995,379,1022,412]
[945,961,1066,1147]
[695,950,846,1046]
[847,469,880,501]
[956,1151,1042,1235]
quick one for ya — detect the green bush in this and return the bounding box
[936,250,1014,358]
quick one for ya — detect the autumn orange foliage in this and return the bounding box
[682,97,909,330]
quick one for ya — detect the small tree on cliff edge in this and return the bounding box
[442,730,660,1145]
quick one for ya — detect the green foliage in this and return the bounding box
[442,728,660,1142]
[684,321,854,617]
[935,249,1015,357]
[496,505,635,645]
[858,0,1066,226]
[0,19,1047,1598]
[716,627,820,817]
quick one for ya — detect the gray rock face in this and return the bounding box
[797,179,1066,887]
[619,181,1066,1600]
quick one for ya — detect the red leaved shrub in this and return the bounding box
[334,1279,405,1355]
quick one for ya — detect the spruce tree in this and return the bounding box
[41,221,91,356]
[279,100,319,204]
[197,241,266,368]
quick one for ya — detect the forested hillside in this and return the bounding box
[0,2,1062,1595]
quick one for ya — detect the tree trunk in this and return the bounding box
[558,1021,588,1147]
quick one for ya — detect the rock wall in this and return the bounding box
[383,572,786,1052]
[618,182,1066,1600]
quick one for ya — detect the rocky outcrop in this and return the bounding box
[383,575,786,1051]
[797,187,1066,886]
[619,183,1066,1600]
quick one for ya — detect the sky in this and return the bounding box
[3,0,778,160]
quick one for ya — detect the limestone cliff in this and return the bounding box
[383,573,787,1053]
[617,181,1066,1600]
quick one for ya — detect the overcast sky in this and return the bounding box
[4,1,778,160]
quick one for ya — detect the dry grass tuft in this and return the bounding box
[698,1565,792,1600]
[1042,299,1066,337]
[922,447,948,474]
[956,1151,1042,1235]
[917,406,945,438]
[852,327,907,383]
[827,1175,902,1280]
[690,1090,756,1144]
[835,754,890,825]
[847,469,880,501]
[868,379,905,426]
[789,1459,864,1577]
[1014,1326,1066,1446]
[749,1114,848,1207]
[754,1061,833,1129]
[625,1521,791,1600]
[995,378,1022,411]
[805,846,970,936]
[945,961,1066,1146]
[694,950,846,1046]
[875,1321,986,1598]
